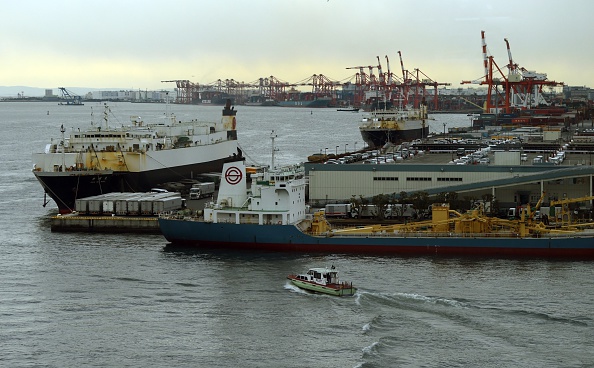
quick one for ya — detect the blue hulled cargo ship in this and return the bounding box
[158,161,594,258]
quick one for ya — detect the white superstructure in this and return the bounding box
[204,161,307,225]
[32,102,238,174]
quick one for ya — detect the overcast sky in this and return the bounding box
[2,0,592,91]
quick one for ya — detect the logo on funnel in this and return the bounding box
[225,166,243,185]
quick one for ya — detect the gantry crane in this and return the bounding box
[161,80,196,104]
[461,30,563,114]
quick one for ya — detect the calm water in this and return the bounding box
[1,102,593,367]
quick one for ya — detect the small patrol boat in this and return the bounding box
[287,266,357,297]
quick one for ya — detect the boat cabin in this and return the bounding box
[294,267,339,285]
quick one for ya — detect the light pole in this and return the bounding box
[345,143,348,154]
[325,147,328,156]
[336,145,339,156]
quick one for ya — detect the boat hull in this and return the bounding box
[35,155,239,213]
[360,126,429,148]
[158,220,594,258]
[277,98,331,108]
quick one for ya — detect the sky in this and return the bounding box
[1,0,593,92]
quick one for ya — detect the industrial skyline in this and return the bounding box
[2,0,593,91]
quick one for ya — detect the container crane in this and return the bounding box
[346,64,375,107]
[161,80,196,104]
[461,30,564,115]
[249,76,289,103]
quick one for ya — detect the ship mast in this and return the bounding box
[270,130,278,169]
[60,124,66,170]
[165,92,174,123]
[103,103,109,131]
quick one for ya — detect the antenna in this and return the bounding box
[270,130,279,169]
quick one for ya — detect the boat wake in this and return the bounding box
[356,290,470,309]
[361,341,380,357]
[357,290,590,329]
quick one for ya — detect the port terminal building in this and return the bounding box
[305,153,594,211]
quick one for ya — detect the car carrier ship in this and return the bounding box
[33,100,242,214]
[359,98,430,148]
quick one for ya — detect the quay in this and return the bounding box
[51,214,160,233]
[50,196,209,233]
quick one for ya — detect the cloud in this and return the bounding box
[1,0,593,89]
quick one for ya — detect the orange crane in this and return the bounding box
[256,76,292,102]
[461,30,563,115]
[161,80,196,104]
[397,51,450,109]
[345,64,374,107]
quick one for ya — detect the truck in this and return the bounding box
[324,204,352,218]
[189,182,215,200]
[385,204,416,219]
[351,205,380,218]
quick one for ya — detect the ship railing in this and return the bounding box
[159,211,202,221]
[327,231,590,239]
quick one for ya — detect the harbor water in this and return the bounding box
[1,102,593,367]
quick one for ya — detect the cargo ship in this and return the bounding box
[277,96,332,108]
[158,161,594,258]
[33,100,242,214]
[359,98,430,148]
[470,106,569,129]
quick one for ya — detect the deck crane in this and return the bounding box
[550,195,594,227]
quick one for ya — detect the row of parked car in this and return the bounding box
[324,151,376,165]
[450,147,491,165]
[532,150,566,165]
[363,149,416,164]
[324,148,416,165]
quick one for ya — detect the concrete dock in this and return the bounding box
[51,214,160,233]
